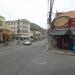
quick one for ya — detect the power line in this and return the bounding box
[47,0,55,50]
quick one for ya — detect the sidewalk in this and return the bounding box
[0,43,4,48]
[0,42,19,48]
[47,48,75,56]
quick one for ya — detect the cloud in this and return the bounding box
[0,0,48,29]
[53,0,75,12]
[0,0,75,29]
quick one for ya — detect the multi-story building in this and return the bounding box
[0,16,11,45]
[5,19,31,40]
[0,16,5,42]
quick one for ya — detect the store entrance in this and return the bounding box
[57,35,73,50]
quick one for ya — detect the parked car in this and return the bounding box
[23,40,31,45]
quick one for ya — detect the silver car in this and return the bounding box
[23,40,31,45]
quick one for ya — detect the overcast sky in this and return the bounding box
[0,0,75,29]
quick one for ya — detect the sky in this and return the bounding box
[53,0,75,12]
[0,0,75,29]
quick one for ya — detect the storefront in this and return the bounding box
[0,29,3,43]
[51,29,75,50]
[2,30,11,45]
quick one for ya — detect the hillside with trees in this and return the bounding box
[30,23,44,31]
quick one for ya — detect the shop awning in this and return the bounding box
[50,29,75,35]
[50,29,67,35]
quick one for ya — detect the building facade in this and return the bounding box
[0,16,5,42]
[0,16,12,45]
[56,11,75,18]
[51,11,75,50]
[5,19,31,40]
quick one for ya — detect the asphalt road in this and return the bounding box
[0,40,75,75]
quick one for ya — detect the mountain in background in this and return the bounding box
[30,23,47,40]
[30,23,45,31]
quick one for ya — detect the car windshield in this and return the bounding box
[24,40,30,42]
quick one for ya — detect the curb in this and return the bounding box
[47,49,75,56]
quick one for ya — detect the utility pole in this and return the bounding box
[47,0,54,50]
[17,19,20,44]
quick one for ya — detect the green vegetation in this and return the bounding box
[30,23,43,31]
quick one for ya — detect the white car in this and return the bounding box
[23,40,31,45]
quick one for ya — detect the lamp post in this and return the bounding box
[47,0,54,50]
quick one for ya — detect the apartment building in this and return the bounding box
[5,19,31,40]
[0,16,5,42]
[0,16,12,46]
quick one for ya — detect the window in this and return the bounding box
[23,26,26,29]
[11,27,13,29]
[14,27,16,29]
[23,30,28,33]
[14,31,15,33]
[11,22,13,25]
[0,21,3,26]
[14,22,16,25]
[23,22,29,25]
[22,26,28,29]
[23,22,25,24]
[8,23,10,25]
